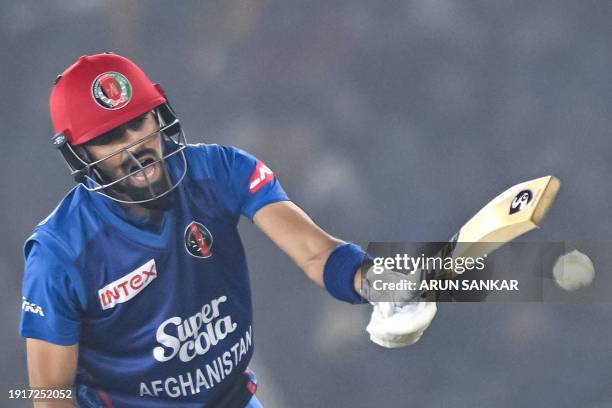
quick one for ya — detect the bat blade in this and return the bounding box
[451,175,560,259]
[424,175,561,290]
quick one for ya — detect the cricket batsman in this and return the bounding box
[19,53,436,407]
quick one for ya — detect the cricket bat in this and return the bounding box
[428,175,561,282]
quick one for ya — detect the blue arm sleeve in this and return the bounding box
[19,238,83,346]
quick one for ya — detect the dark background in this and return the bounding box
[2,1,611,407]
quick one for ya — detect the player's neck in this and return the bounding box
[120,203,165,225]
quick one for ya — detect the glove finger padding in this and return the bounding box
[366,302,437,348]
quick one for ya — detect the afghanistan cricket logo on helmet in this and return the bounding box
[49,52,188,205]
[91,71,132,110]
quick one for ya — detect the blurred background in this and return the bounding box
[2,1,611,407]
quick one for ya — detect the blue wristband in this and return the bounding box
[323,243,372,304]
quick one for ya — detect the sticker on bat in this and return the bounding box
[509,190,533,214]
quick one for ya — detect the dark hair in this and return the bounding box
[83,111,155,147]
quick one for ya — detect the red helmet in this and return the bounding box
[49,53,188,205]
[50,53,167,145]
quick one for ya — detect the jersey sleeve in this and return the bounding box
[198,145,289,220]
[19,235,84,346]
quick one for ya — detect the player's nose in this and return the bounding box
[124,128,146,146]
[119,129,158,170]
[124,128,157,155]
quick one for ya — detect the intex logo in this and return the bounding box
[153,295,238,363]
[248,161,274,193]
[98,259,157,310]
[22,297,44,317]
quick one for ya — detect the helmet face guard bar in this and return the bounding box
[51,103,188,204]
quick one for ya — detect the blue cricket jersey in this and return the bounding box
[20,144,288,407]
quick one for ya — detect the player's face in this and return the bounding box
[83,111,171,202]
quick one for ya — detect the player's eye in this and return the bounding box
[85,113,152,147]
[92,129,124,145]
[125,115,148,131]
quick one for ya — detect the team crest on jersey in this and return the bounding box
[91,71,132,109]
[509,189,533,214]
[184,221,213,258]
[249,161,274,193]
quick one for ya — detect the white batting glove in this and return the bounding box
[361,265,437,348]
[366,301,437,348]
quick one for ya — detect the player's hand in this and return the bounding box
[360,265,424,303]
[360,265,437,347]
[366,301,437,348]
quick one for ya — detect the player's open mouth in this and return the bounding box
[129,158,159,184]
